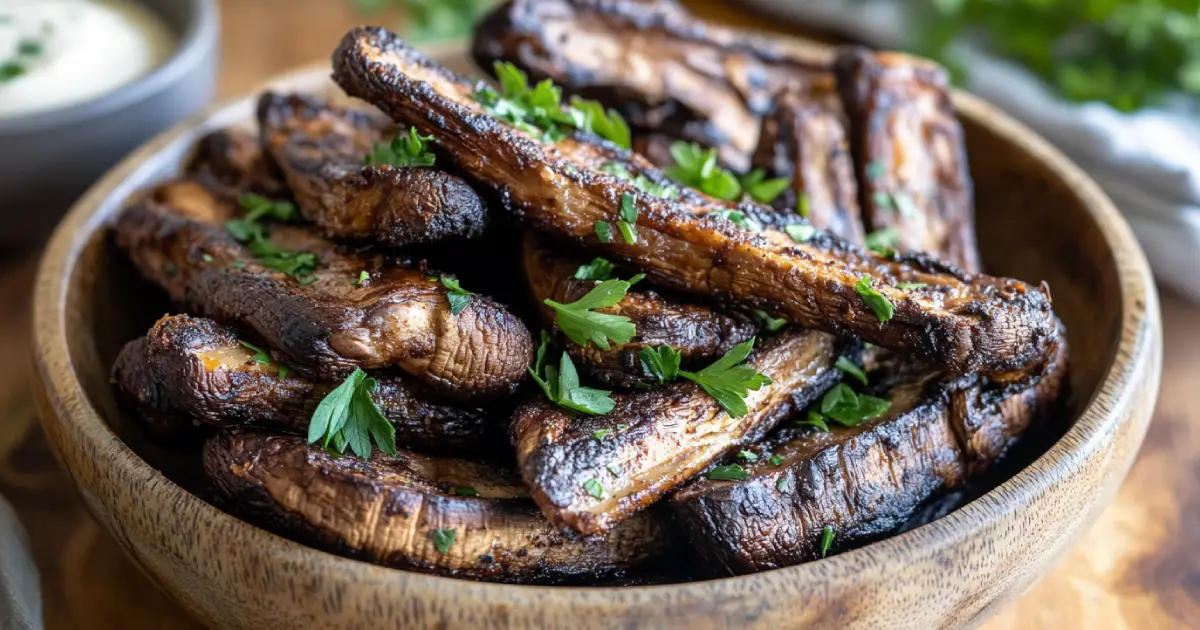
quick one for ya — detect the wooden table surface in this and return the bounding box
[1,1,1197,628]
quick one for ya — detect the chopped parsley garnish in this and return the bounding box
[638,345,681,383]
[529,334,616,415]
[436,277,473,315]
[594,221,614,243]
[866,160,887,181]
[352,270,370,287]
[583,478,605,499]
[797,411,830,432]
[452,486,478,497]
[707,464,751,481]
[835,356,868,386]
[872,191,894,211]
[433,528,456,554]
[239,340,271,365]
[575,257,615,281]
[897,282,928,290]
[638,339,771,417]
[679,338,772,418]
[856,276,895,323]
[785,224,816,243]
[0,35,46,85]
[665,142,742,201]
[248,239,318,282]
[769,454,783,466]
[598,162,679,199]
[0,61,25,83]
[776,476,791,493]
[737,450,759,462]
[236,194,298,224]
[593,428,614,440]
[819,525,835,557]
[201,253,214,263]
[740,168,791,204]
[365,127,436,168]
[797,192,812,218]
[353,0,491,43]
[865,228,899,256]
[616,193,638,244]
[226,195,315,283]
[544,279,637,350]
[230,259,246,270]
[710,209,759,231]
[752,309,788,332]
[474,62,630,148]
[307,368,397,459]
[819,383,891,427]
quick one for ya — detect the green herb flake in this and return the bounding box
[776,476,791,493]
[365,127,437,167]
[796,411,829,432]
[679,338,772,418]
[737,450,759,462]
[897,282,928,290]
[769,454,783,466]
[528,341,617,415]
[583,478,605,499]
[239,341,271,365]
[433,528,457,554]
[893,192,919,217]
[230,259,246,270]
[616,193,638,244]
[835,356,869,386]
[594,220,614,243]
[785,224,816,243]
[865,228,899,256]
[752,309,788,332]
[574,257,615,281]
[865,160,887,181]
[639,345,681,383]
[740,168,791,204]
[307,368,397,459]
[856,276,895,323]
[453,486,478,497]
[707,464,751,481]
[436,277,473,315]
[606,463,621,476]
[544,279,637,350]
[593,428,614,441]
[796,192,812,218]
[0,61,25,83]
[818,383,891,427]
[202,253,214,264]
[872,191,894,210]
[352,270,370,286]
[710,209,758,231]
[819,525,835,557]
[665,141,742,201]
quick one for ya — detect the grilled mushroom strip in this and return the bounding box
[333,28,1059,377]
[112,177,533,397]
[512,329,842,535]
[110,314,506,455]
[204,430,677,583]
[257,92,489,246]
[523,232,758,388]
[671,333,1067,573]
[472,0,829,171]
[111,337,195,441]
[835,48,980,272]
[751,85,863,247]
[187,127,288,198]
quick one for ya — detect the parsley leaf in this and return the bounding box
[575,258,615,281]
[352,270,370,286]
[776,476,791,493]
[598,162,679,199]
[785,224,816,243]
[593,428,614,440]
[737,450,758,462]
[583,478,605,499]
[796,411,830,432]
[638,346,681,383]
[769,454,783,466]
[707,464,751,481]
[544,279,637,350]
[819,525,835,557]
[835,356,868,386]
[227,195,316,283]
[570,96,631,149]
[436,277,473,315]
[529,338,616,415]
[433,528,456,554]
[239,340,271,365]
[679,338,772,418]
[897,282,929,290]
[710,209,759,231]
[752,309,788,332]
[365,127,436,167]
[856,276,895,323]
[616,193,638,244]
[819,383,891,427]
[665,142,742,201]
[354,0,491,44]
[796,192,811,218]
[307,368,396,459]
[594,221,614,243]
[740,168,791,204]
[866,160,887,181]
[452,486,478,497]
[865,228,899,256]
[237,194,297,223]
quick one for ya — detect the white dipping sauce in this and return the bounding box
[0,0,176,119]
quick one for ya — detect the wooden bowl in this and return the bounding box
[30,43,1161,629]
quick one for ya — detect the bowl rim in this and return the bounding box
[30,41,1161,608]
[0,0,220,135]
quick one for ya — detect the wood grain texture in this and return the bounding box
[0,1,1187,629]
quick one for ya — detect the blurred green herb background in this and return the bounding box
[353,0,494,43]
[913,0,1200,112]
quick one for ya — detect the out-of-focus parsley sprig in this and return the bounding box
[352,0,494,43]
[911,0,1200,112]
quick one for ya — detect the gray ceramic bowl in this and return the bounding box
[0,0,219,251]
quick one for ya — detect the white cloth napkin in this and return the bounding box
[0,495,41,630]
[746,0,1200,302]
